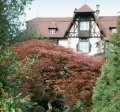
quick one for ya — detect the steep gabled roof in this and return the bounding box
[74,4,95,13]
[65,4,104,38]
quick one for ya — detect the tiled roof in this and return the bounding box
[27,16,117,40]
[29,18,71,22]
[27,2,117,40]
[98,16,117,40]
[109,22,117,28]
[48,22,57,29]
[27,17,72,38]
[74,4,95,13]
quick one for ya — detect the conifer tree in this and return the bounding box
[92,16,120,112]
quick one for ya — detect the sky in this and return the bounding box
[25,0,120,21]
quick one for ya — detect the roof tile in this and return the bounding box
[27,18,72,38]
[48,22,57,29]
[75,4,95,13]
[98,16,117,40]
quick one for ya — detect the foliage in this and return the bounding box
[0,49,34,111]
[0,0,36,111]
[0,93,32,112]
[73,101,89,112]
[11,39,101,111]
[10,28,49,45]
[54,107,67,112]
[10,30,37,45]
[92,17,120,112]
[0,0,33,46]
[37,33,49,40]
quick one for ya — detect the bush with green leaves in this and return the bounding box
[0,49,34,111]
[92,17,120,112]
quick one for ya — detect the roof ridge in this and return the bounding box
[75,4,95,13]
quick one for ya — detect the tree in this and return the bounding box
[92,16,120,112]
[11,39,101,111]
[0,0,33,46]
[0,0,35,111]
[10,29,37,45]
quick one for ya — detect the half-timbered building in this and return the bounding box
[26,4,117,56]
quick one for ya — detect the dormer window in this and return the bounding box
[111,28,116,33]
[50,29,56,34]
[80,22,89,30]
[48,21,57,34]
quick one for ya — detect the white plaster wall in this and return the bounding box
[58,38,100,56]
[69,38,79,50]
[88,38,99,56]
[59,39,68,48]
[68,38,99,55]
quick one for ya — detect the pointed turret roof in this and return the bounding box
[75,4,95,13]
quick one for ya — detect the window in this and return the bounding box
[111,28,116,33]
[50,39,58,44]
[80,22,89,30]
[108,43,115,52]
[78,39,90,53]
[50,29,56,34]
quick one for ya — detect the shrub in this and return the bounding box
[0,49,35,111]
[11,39,101,111]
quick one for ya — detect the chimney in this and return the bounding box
[74,8,77,13]
[75,8,77,10]
[96,5,100,19]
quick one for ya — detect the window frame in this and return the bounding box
[78,39,90,53]
[50,29,56,34]
[80,21,89,31]
[50,39,59,44]
[111,28,117,33]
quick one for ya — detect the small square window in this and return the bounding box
[50,29,56,34]
[111,28,116,33]
[78,39,90,53]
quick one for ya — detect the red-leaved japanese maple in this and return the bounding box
[11,39,101,110]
